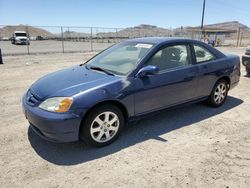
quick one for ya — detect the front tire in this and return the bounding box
[80,104,124,147]
[207,79,229,107]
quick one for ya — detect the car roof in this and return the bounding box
[125,37,226,59]
[125,37,197,45]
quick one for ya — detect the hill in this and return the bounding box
[1,21,249,39]
[62,31,91,38]
[186,21,250,32]
[97,24,172,38]
[0,25,55,38]
[202,21,249,31]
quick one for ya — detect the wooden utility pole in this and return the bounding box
[201,0,206,41]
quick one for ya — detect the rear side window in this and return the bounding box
[194,44,215,63]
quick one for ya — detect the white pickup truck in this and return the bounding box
[11,31,30,45]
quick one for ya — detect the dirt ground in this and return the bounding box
[0,47,250,188]
[0,40,114,55]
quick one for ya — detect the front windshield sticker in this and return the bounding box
[135,43,153,49]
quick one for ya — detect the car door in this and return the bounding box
[192,44,220,97]
[134,43,199,115]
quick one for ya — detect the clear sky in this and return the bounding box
[1,0,250,28]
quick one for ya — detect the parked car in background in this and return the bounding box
[36,36,44,40]
[22,38,241,147]
[29,36,37,41]
[11,31,30,45]
[242,46,250,74]
[1,37,9,41]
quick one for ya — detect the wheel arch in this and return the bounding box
[217,76,231,88]
[79,100,129,130]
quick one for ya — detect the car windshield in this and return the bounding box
[86,42,154,75]
[15,33,27,37]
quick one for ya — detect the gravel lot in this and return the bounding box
[0,47,250,188]
[0,40,114,55]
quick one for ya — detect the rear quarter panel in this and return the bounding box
[195,58,228,97]
[195,55,240,97]
[226,54,241,87]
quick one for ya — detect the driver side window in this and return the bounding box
[145,44,191,71]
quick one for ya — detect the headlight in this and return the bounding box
[39,97,73,113]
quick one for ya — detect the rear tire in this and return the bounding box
[80,104,124,147]
[207,79,229,107]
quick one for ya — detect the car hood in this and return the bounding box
[30,65,120,100]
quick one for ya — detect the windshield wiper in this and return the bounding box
[88,65,115,76]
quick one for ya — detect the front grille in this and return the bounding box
[26,90,40,106]
[20,39,26,42]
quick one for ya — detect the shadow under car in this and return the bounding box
[28,96,243,166]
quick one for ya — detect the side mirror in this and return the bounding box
[136,65,159,77]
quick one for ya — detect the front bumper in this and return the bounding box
[16,40,26,44]
[22,96,85,143]
[16,40,28,44]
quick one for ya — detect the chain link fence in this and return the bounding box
[0,25,250,56]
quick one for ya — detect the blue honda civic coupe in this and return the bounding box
[23,38,240,146]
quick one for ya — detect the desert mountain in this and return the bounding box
[96,24,172,38]
[1,21,249,39]
[186,21,250,32]
[0,25,54,38]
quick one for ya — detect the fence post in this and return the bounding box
[115,28,118,43]
[240,32,243,47]
[236,27,241,47]
[61,27,65,53]
[0,48,3,64]
[192,28,195,39]
[26,25,30,55]
[90,27,93,52]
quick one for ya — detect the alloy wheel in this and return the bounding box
[90,111,120,143]
[214,83,227,104]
